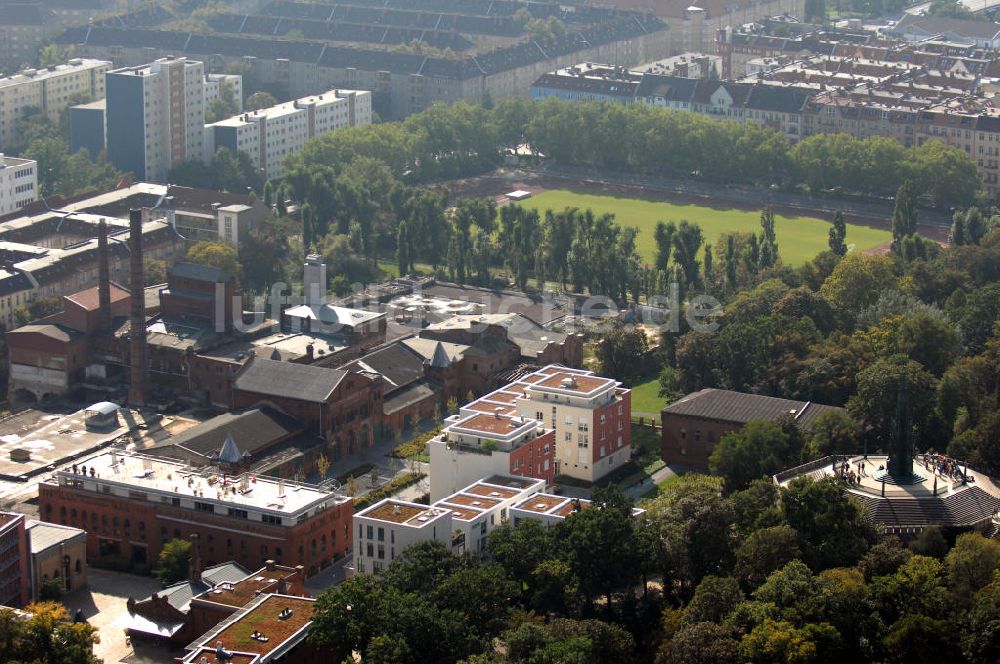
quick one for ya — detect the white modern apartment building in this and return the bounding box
[354,475,546,575]
[204,73,244,111]
[428,365,631,495]
[428,408,555,503]
[0,155,37,216]
[204,88,372,180]
[0,58,112,149]
[105,57,220,182]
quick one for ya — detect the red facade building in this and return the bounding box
[38,451,352,577]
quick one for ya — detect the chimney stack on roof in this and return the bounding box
[128,208,147,407]
[97,218,112,331]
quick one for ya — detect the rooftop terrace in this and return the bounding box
[186,594,314,663]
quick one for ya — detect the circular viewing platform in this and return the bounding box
[774,454,1000,534]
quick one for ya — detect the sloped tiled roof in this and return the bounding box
[234,358,347,403]
[343,343,424,390]
[663,388,842,427]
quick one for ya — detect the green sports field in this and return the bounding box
[524,189,892,266]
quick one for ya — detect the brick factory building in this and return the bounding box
[38,451,352,576]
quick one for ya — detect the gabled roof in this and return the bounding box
[154,409,304,455]
[64,282,130,311]
[25,520,85,554]
[893,14,1000,42]
[342,343,424,391]
[8,323,83,343]
[234,358,347,403]
[745,84,811,113]
[634,73,698,101]
[399,337,467,364]
[663,388,842,427]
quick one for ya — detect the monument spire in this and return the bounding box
[888,378,914,482]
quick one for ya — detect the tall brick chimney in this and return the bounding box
[127,209,147,407]
[189,533,202,583]
[97,219,112,330]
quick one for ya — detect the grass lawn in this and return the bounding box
[525,189,892,266]
[630,376,665,417]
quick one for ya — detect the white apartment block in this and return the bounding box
[204,88,372,180]
[204,73,244,111]
[106,58,213,182]
[0,58,112,149]
[0,154,37,216]
[353,499,453,576]
[428,409,555,503]
[354,475,546,575]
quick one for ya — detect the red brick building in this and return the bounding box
[160,262,238,333]
[38,451,352,576]
[232,358,380,461]
[661,388,844,468]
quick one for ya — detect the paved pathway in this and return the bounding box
[625,464,680,501]
[62,568,168,664]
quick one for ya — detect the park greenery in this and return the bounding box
[13,103,123,198]
[221,96,980,301]
[0,602,100,664]
[309,481,1000,663]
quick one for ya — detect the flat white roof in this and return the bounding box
[0,59,111,90]
[208,88,369,127]
[58,451,346,516]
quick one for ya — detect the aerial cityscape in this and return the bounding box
[1,0,1000,662]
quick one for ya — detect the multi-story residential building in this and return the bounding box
[514,365,632,483]
[530,63,641,104]
[354,474,642,576]
[54,6,668,121]
[0,58,111,149]
[601,0,805,55]
[0,155,36,216]
[105,57,211,182]
[429,364,628,494]
[68,99,107,158]
[0,512,29,607]
[203,72,243,110]
[352,499,453,576]
[205,88,371,180]
[354,475,546,575]
[428,408,556,502]
[38,450,354,576]
[0,4,58,71]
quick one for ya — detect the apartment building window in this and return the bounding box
[600,414,606,424]
[564,432,572,441]
[377,527,384,542]
[194,501,213,512]
[227,508,248,520]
